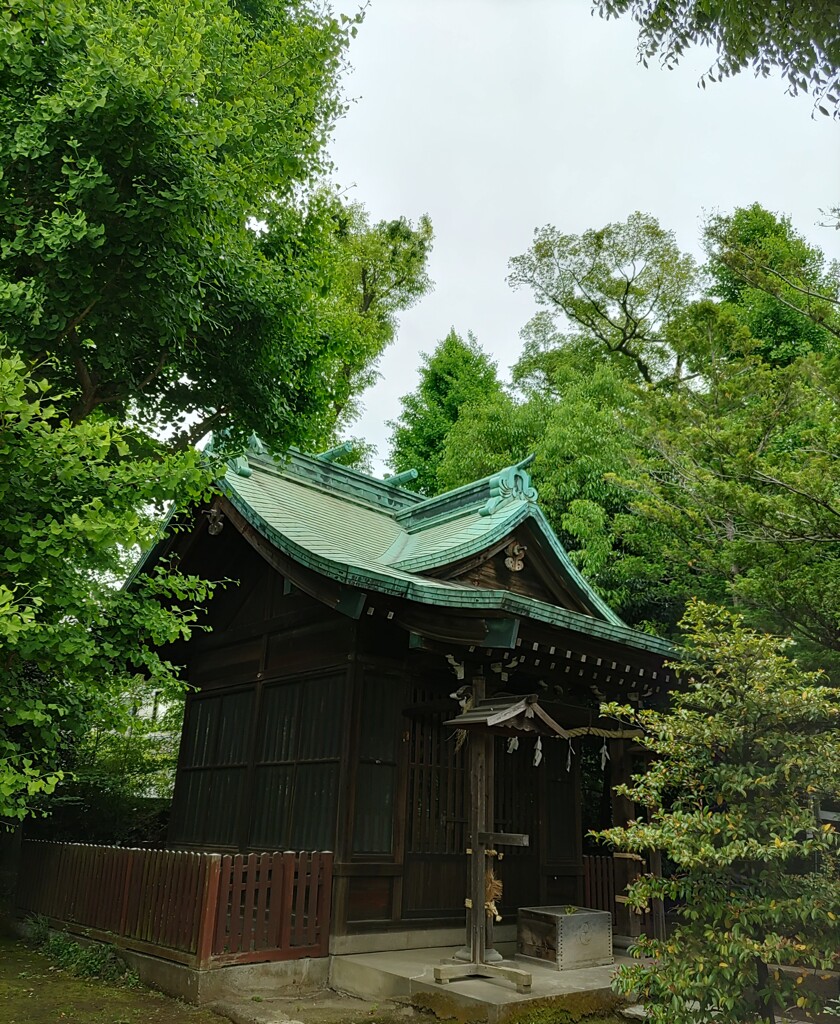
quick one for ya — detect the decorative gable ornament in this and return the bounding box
[504,541,527,572]
[480,456,538,517]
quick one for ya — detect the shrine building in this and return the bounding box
[139,443,674,953]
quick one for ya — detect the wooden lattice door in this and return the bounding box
[402,688,468,919]
[493,735,541,917]
[402,689,546,922]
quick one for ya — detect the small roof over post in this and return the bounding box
[445,695,644,741]
[444,694,570,737]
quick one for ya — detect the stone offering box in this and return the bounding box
[516,905,613,971]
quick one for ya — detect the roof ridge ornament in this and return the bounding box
[383,468,419,487]
[228,454,252,478]
[247,433,267,456]
[205,431,263,477]
[315,441,354,462]
[480,455,538,517]
[227,432,268,476]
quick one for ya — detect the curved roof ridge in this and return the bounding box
[131,446,662,648]
[236,446,424,514]
[218,480,672,660]
[395,455,538,527]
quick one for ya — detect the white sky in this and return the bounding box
[328,0,840,472]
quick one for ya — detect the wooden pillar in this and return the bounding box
[469,716,487,964]
[434,675,532,994]
[481,680,503,961]
[609,739,642,939]
[455,673,501,961]
[454,673,502,962]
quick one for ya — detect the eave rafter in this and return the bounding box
[361,600,672,703]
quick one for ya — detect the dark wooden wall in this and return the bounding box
[338,635,584,933]
[169,525,354,855]
[167,521,587,939]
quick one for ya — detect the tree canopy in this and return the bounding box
[435,342,703,630]
[0,0,435,824]
[508,212,698,385]
[307,203,434,433]
[0,0,435,452]
[0,354,215,821]
[389,329,502,494]
[594,0,840,115]
[633,326,840,671]
[400,206,840,660]
[705,204,840,363]
[599,602,840,1023]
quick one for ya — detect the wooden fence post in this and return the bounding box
[195,854,222,969]
[316,852,334,957]
[118,850,135,937]
[278,851,296,952]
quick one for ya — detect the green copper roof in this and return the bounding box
[215,448,672,660]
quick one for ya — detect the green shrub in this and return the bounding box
[29,921,140,987]
[27,913,51,945]
[597,602,840,1023]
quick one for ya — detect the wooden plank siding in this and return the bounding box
[583,854,616,924]
[166,532,355,860]
[155,515,651,945]
[582,853,663,938]
[15,841,333,968]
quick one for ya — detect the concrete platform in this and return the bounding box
[330,946,628,1024]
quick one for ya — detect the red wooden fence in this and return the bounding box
[16,841,333,968]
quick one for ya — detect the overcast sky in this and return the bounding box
[328,0,840,472]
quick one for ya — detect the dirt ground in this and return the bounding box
[0,933,422,1024]
[0,932,632,1024]
[0,933,227,1024]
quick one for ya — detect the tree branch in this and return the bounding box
[722,249,840,340]
[176,407,229,449]
[70,356,99,423]
[752,471,840,522]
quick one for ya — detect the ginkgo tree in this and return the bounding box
[0,0,433,826]
[0,0,435,453]
[0,353,216,822]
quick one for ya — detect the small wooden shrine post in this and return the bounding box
[434,690,570,993]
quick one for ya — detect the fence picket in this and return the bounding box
[213,854,233,955]
[293,853,308,947]
[242,853,258,954]
[305,853,319,948]
[254,853,270,950]
[127,849,146,939]
[158,849,172,944]
[265,853,284,948]
[231,855,247,954]
[185,853,203,953]
[583,854,616,925]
